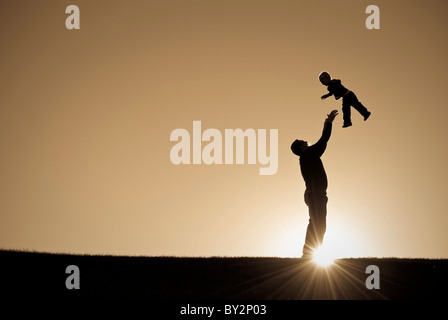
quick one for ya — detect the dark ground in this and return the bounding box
[1,250,447,300]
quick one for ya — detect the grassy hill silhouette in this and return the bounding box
[1,249,447,300]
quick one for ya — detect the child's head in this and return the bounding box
[319,71,331,85]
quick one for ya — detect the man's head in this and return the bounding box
[319,71,331,85]
[291,139,308,156]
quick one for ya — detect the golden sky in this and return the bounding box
[1,0,447,258]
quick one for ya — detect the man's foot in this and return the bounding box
[342,122,352,128]
[364,112,371,121]
[301,253,313,260]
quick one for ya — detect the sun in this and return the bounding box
[312,245,336,267]
[272,213,368,259]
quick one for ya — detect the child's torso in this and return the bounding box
[328,79,349,99]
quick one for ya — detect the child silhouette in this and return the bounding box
[319,71,371,128]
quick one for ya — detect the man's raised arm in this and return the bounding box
[314,110,339,156]
[325,110,339,125]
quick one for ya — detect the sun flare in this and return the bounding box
[276,218,367,259]
[312,245,336,267]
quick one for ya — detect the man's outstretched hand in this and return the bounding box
[325,110,339,124]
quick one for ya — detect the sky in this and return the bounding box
[1,0,447,259]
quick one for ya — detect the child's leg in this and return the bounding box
[342,99,352,127]
[348,92,370,118]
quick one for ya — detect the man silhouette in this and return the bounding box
[290,110,338,259]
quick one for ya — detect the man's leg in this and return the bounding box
[302,191,328,257]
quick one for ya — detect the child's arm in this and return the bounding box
[321,93,332,100]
